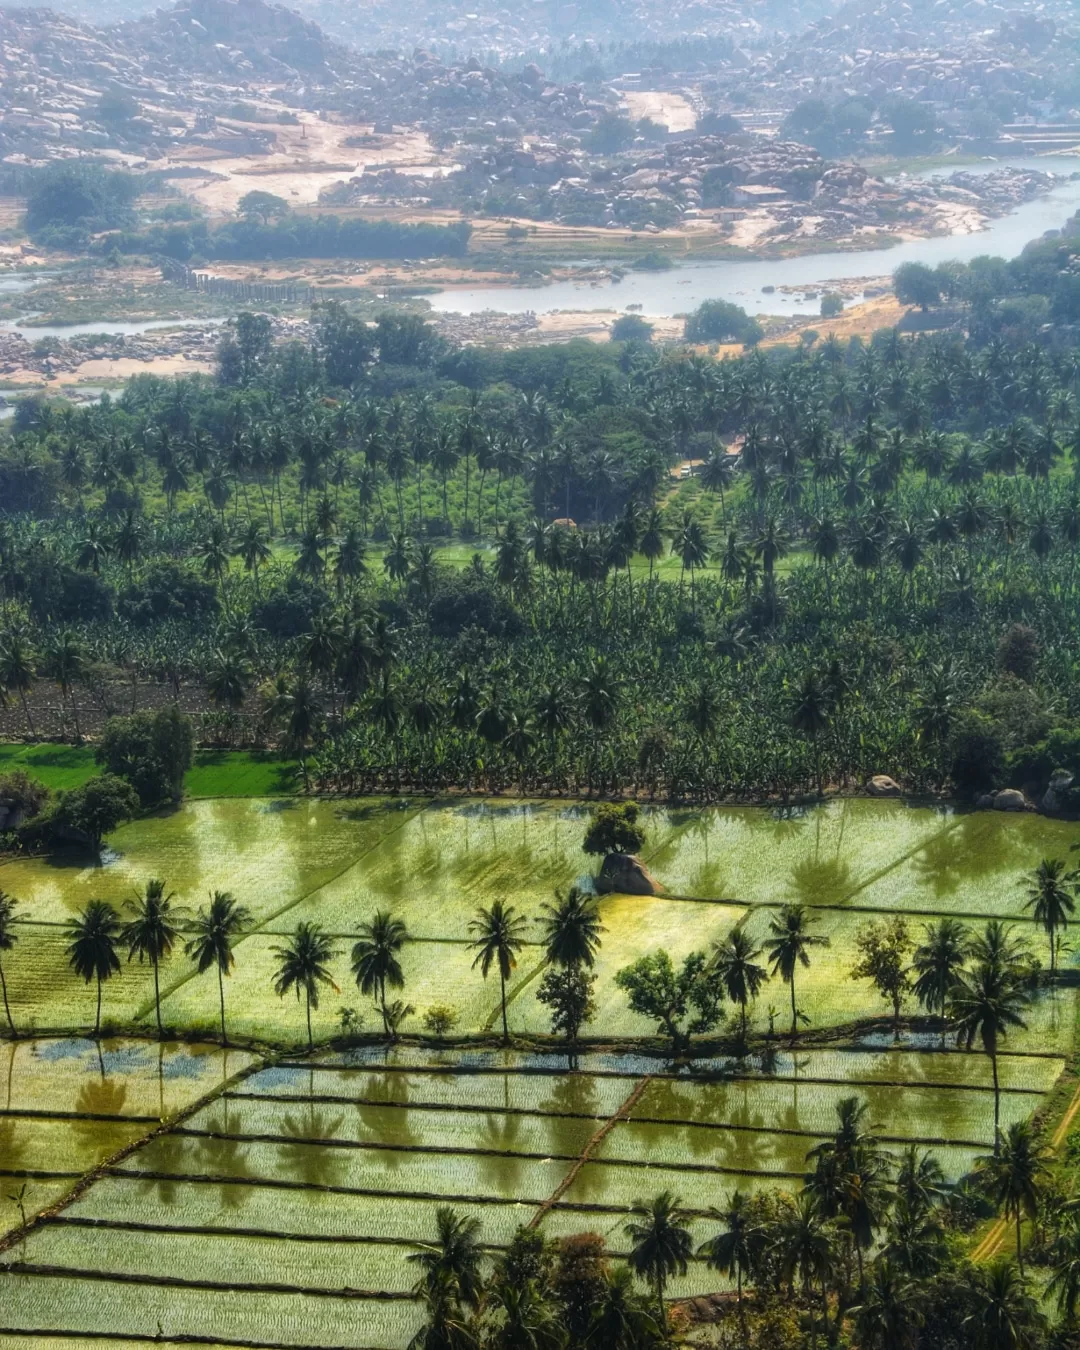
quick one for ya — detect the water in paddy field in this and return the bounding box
[2,796,1078,1047]
[427,157,1080,318]
[0,1037,254,1239]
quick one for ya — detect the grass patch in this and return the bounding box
[184,751,299,798]
[0,745,299,798]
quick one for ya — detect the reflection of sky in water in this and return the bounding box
[31,1038,209,1078]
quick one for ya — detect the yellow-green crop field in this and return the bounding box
[0,795,1077,1346]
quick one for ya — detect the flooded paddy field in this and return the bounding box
[0,795,1077,1346]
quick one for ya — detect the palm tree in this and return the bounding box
[625,1190,692,1326]
[539,886,604,969]
[122,878,183,1039]
[272,922,338,1051]
[949,951,1031,1148]
[910,917,970,1033]
[408,1268,479,1350]
[1047,1216,1080,1323]
[185,891,251,1045]
[964,1260,1044,1350]
[0,634,36,738]
[41,630,86,741]
[712,928,767,1040]
[978,1121,1050,1272]
[698,1190,757,1332]
[351,911,410,1035]
[775,1192,834,1344]
[764,903,830,1038]
[791,672,829,794]
[467,900,528,1043]
[0,890,18,1035]
[66,900,122,1037]
[586,1266,663,1349]
[1023,857,1076,975]
[407,1206,484,1309]
[852,1259,920,1350]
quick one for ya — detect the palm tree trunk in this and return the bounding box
[790,974,798,1040]
[18,689,34,739]
[95,975,102,1037]
[306,989,313,1052]
[381,984,389,1037]
[992,1050,1000,1151]
[500,969,508,1043]
[218,965,228,1046]
[1016,1210,1023,1272]
[0,960,13,1035]
[153,954,162,1039]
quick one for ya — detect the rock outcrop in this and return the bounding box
[596,852,664,896]
[992,788,1027,812]
[866,774,902,797]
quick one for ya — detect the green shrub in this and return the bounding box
[97,706,194,807]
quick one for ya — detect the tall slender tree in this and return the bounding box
[66,900,122,1037]
[184,891,251,1046]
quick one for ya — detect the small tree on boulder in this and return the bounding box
[583,802,647,856]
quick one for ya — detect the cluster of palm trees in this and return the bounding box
[404,1090,1077,1350]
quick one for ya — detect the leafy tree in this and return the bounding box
[97,706,194,808]
[122,878,182,1038]
[65,900,122,1036]
[237,190,290,225]
[536,965,596,1064]
[582,803,646,857]
[894,262,941,311]
[271,922,338,1051]
[614,949,725,1056]
[53,773,139,853]
[422,1005,459,1039]
[851,916,913,1037]
[764,903,830,1038]
[684,300,762,345]
[610,314,654,344]
[184,891,251,1045]
[467,900,528,1043]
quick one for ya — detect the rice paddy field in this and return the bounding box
[0,795,1078,1346]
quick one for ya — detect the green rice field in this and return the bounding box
[0,796,1078,1346]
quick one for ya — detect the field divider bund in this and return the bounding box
[218,1091,993,1148]
[528,1074,653,1229]
[0,1261,416,1301]
[0,1109,161,1124]
[0,1050,277,1259]
[270,1063,1047,1094]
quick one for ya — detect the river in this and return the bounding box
[427,157,1080,318]
[0,316,225,340]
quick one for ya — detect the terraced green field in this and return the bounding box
[0,797,1077,1347]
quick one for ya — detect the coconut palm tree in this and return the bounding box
[852,1259,920,1350]
[625,1190,692,1326]
[949,952,1031,1149]
[351,910,410,1036]
[791,672,830,794]
[1047,1216,1080,1323]
[1023,857,1076,975]
[407,1206,484,1310]
[978,1121,1050,1272]
[0,634,36,738]
[66,900,122,1037]
[911,918,971,1033]
[698,1190,757,1333]
[272,923,338,1052]
[764,903,830,1039]
[538,886,604,970]
[712,928,767,1040]
[776,1191,834,1343]
[467,900,528,1043]
[184,891,251,1045]
[122,879,183,1040]
[586,1266,663,1349]
[0,890,18,1035]
[41,630,86,741]
[964,1260,1044,1350]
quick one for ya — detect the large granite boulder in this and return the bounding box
[992,788,1027,812]
[596,852,664,896]
[866,775,902,797]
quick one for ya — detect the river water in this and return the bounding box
[427,157,1080,318]
[0,315,225,340]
